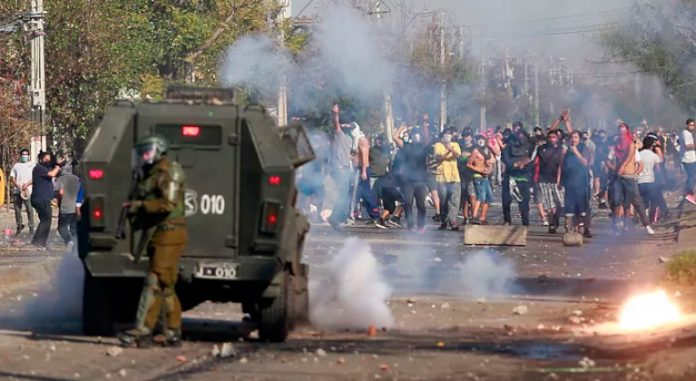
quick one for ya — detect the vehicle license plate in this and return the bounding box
[195,263,238,280]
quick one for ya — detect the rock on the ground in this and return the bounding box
[512,305,528,316]
[106,346,123,357]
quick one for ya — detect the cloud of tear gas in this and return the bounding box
[219,34,293,96]
[309,237,394,330]
[457,250,517,297]
[21,246,84,328]
[220,4,398,113]
[309,5,394,96]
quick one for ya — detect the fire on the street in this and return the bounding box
[618,290,683,331]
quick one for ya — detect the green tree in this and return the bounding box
[602,0,696,114]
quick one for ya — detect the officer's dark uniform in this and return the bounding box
[118,135,187,347]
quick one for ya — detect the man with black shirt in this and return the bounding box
[393,127,428,231]
[501,122,534,226]
[31,152,63,249]
[536,130,565,233]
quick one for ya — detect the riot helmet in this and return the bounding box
[135,134,168,168]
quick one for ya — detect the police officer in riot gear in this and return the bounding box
[117,135,188,347]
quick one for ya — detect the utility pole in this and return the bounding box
[479,59,487,133]
[523,60,529,96]
[534,62,540,127]
[276,0,291,127]
[438,10,447,131]
[371,0,395,142]
[29,0,47,154]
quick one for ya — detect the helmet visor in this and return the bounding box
[136,143,159,166]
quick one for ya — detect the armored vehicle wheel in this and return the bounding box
[289,263,310,326]
[82,273,114,336]
[258,271,290,342]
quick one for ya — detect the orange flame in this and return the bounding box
[618,290,683,331]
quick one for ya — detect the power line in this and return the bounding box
[527,6,632,24]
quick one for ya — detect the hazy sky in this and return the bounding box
[293,0,634,59]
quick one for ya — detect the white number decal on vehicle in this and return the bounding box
[200,194,225,215]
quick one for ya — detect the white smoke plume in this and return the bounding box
[457,250,516,297]
[22,246,84,325]
[219,34,293,96]
[309,237,394,330]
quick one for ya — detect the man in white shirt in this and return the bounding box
[681,119,696,205]
[10,149,36,236]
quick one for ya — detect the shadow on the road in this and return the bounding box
[0,372,72,381]
[511,276,653,300]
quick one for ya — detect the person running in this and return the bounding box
[466,135,496,225]
[536,130,566,234]
[561,131,592,237]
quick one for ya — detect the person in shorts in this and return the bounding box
[467,135,496,224]
[536,130,565,233]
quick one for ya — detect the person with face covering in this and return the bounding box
[393,127,429,231]
[10,148,36,236]
[561,131,592,236]
[466,135,497,224]
[457,128,477,224]
[501,122,534,226]
[30,152,64,249]
[327,104,363,230]
[433,128,462,230]
[535,130,566,233]
[348,121,381,226]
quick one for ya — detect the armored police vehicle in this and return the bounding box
[78,86,313,342]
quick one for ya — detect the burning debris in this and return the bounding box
[618,290,683,331]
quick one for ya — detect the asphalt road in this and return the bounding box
[0,204,690,380]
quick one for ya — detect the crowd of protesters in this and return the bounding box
[298,105,696,236]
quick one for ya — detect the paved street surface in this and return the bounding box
[0,205,694,380]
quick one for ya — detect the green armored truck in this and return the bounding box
[77,86,313,342]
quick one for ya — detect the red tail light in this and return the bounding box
[182,125,201,137]
[268,175,282,186]
[88,169,104,180]
[260,202,280,235]
[90,196,106,228]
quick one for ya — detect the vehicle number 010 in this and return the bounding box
[200,194,225,215]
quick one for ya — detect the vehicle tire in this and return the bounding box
[82,273,114,336]
[258,271,290,343]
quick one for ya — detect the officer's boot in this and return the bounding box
[118,273,158,348]
[153,286,182,347]
[153,328,182,348]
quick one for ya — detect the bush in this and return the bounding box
[664,250,696,285]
